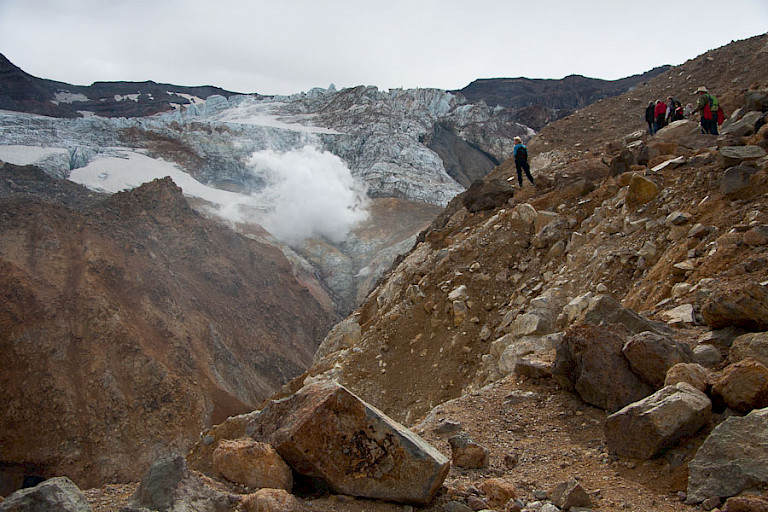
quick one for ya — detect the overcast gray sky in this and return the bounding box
[1,0,766,96]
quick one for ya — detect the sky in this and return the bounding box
[1,0,767,96]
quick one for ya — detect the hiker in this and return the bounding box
[512,136,534,187]
[654,99,667,132]
[667,96,684,123]
[693,86,719,135]
[645,101,656,134]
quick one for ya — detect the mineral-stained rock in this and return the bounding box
[604,383,711,459]
[462,177,515,213]
[0,477,92,512]
[701,283,768,331]
[626,174,660,208]
[448,433,489,469]
[729,332,768,366]
[241,488,308,512]
[212,439,292,491]
[248,381,449,505]
[553,324,654,412]
[744,225,768,246]
[687,407,768,504]
[477,478,517,508]
[622,331,694,388]
[711,359,768,412]
[665,363,711,392]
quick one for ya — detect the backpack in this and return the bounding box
[516,145,528,162]
[703,93,719,120]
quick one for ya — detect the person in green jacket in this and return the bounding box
[693,86,719,135]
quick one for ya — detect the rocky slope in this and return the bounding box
[0,164,336,493]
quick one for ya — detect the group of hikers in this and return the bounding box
[646,86,723,135]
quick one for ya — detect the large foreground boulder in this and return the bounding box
[249,381,450,505]
[604,383,711,459]
[0,477,91,512]
[553,324,653,412]
[687,407,768,504]
[622,331,694,388]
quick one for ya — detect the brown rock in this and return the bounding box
[712,359,768,412]
[604,383,711,459]
[249,381,450,505]
[701,283,768,331]
[744,225,768,246]
[478,478,517,508]
[665,363,711,392]
[448,433,489,469]
[730,332,768,366]
[241,488,307,512]
[723,495,768,512]
[212,439,292,491]
[553,324,654,412]
[622,331,694,388]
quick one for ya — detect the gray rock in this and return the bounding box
[693,344,723,367]
[720,146,767,167]
[249,380,449,505]
[576,294,669,336]
[0,477,92,512]
[605,383,711,459]
[745,89,768,112]
[721,110,765,137]
[697,327,747,348]
[551,478,593,509]
[720,166,759,196]
[622,331,694,388]
[687,407,768,504]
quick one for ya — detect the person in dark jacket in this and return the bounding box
[645,101,656,134]
[512,136,534,187]
[666,96,684,123]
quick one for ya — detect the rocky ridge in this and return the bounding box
[0,164,336,492]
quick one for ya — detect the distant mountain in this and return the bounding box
[455,67,670,130]
[0,53,248,118]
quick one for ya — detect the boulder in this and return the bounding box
[626,174,660,208]
[448,433,489,469]
[664,363,711,392]
[499,334,559,375]
[721,111,765,137]
[0,477,91,512]
[702,283,768,331]
[462,177,515,213]
[729,332,768,366]
[609,148,637,176]
[212,439,292,491]
[687,407,768,504]
[697,327,747,348]
[249,381,450,505]
[711,359,768,412]
[187,411,261,475]
[693,344,723,367]
[477,478,517,508]
[125,456,237,512]
[622,331,694,388]
[604,383,711,459]
[654,119,699,139]
[553,324,653,412]
[720,166,760,196]
[720,146,767,167]
[514,357,553,379]
[241,489,307,512]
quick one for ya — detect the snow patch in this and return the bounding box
[114,94,140,102]
[0,145,69,165]
[51,91,89,105]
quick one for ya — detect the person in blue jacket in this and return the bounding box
[512,136,534,187]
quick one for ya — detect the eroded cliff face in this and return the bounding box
[0,165,336,491]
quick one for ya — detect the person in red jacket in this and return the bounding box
[654,99,667,132]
